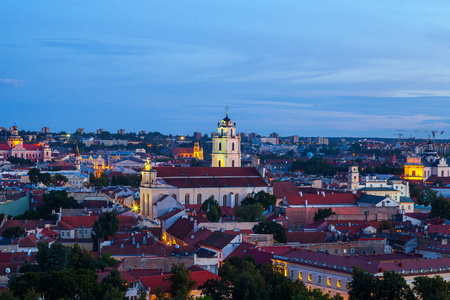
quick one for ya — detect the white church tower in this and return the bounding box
[212,109,241,167]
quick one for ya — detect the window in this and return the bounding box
[308,273,312,282]
[318,276,321,283]
[235,194,239,207]
[61,232,64,237]
[337,279,341,288]
[197,194,202,204]
[185,194,190,205]
[232,142,235,151]
[218,160,221,167]
[343,249,347,254]
[299,272,303,280]
[232,160,235,167]
[84,230,88,234]
[79,230,82,235]
[327,277,331,286]
[290,270,294,278]
[223,195,227,206]
[219,143,222,151]
[351,248,355,254]
[230,129,233,136]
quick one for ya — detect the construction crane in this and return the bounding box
[423,130,444,144]
[393,133,403,143]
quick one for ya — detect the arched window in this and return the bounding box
[185,194,190,205]
[219,143,222,151]
[232,160,235,167]
[412,170,416,176]
[232,142,235,151]
[235,193,239,207]
[218,160,221,167]
[442,170,445,177]
[223,195,227,206]
[221,129,224,136]
[197,193,202,204]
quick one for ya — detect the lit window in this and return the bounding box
[308,273,312,282]
[299,272,302,280]
[327,277,331,286]
[290,270,294,278]
[337,279,341,288]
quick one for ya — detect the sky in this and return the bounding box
[2,1,450,138]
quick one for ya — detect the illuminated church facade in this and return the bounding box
[404,141,450,181]
[0,126,51,162]
[140,112,269,219]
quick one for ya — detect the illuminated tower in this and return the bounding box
[348,164,359,191]
[75,144,81,171]
[7,126,23,148]
[212,109,241,167]
[140,158,157,217]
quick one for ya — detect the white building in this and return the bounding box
[212,112,241,167]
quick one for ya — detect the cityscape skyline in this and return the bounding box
[2,1,450,137]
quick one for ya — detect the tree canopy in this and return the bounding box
[252,221,286,243]
[313,208,335,222]
[200,197,222,222]
[241,191,276,210]
[92,211,120,251]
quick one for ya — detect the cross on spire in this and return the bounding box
[225,105,229,116]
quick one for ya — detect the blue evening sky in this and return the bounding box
[2,1,450,138]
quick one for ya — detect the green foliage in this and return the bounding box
[1,226,26,238]
[51,173,68,185]
[137,290,148,300]
[348,267,414,300]
[15,190,80,220]
[241,191,276,210]
[410,183,425,204]
[101,269,127,295]
[413,276,450,300]
[36,242,69,272]
[154,286,169,300]
[90,172,109,187]
[235,203,265,222]
[92,211,120,251]
[252,221,286,243]
[379,220,395,233]
[93,252,119,271]
[290,158,344,176]
[167,264,196,300]
[200,197,222,222]
[103,287,125,300]
[313,208,335,222]
[8,156,34,166]
[431,195,450,219]
[200,278,233,300]
[28,168,41,184]
[110,173,141,187]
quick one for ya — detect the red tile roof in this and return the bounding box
[60,216,98,228]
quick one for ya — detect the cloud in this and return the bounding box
[0,78,25,87]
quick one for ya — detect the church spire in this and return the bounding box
[75,144,80,157]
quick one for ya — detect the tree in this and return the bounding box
[313,208,335,222]
[241,191,276,210]
[410,183,425,204]
[235,203,265,222]
[67,244,95,270]
[379,220,395,233]
[36,241,69,272]
[431,196,450,219]
[200,278,233,300]
[137,290,148,300]
[413,276,450,300]
[377,270,415,300]
[167,264,196,300]
[101,269,127,295]
[347,267,378,300]
[201,197,222,222]
[38,173,52,186]
[252,221,286,243]
[92,212,120,251]
[51,173,68,185]
[2,226,26,238]
[28,168,41,184]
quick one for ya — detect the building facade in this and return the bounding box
[0,126,51,162]
[211,113,241,167]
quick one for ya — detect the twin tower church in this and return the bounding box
[139,112,271,219]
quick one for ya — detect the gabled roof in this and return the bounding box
[199,232,237,250]
[357,194,389,205]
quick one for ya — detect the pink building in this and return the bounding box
[0,126,51,162]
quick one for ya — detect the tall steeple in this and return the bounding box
[75,144,81,171]
[212,108,241,167]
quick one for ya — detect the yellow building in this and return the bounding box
[359,187,402,202]
[171,142,204,160]
[404,155,424,181]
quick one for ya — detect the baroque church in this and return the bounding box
[0,126,51,162]
[139,112,270,219]
[404,141,450,182]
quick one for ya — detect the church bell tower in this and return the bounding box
[212,108,241,167]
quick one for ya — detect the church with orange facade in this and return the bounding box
[171,141,204,160]
[0,126,51,162]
